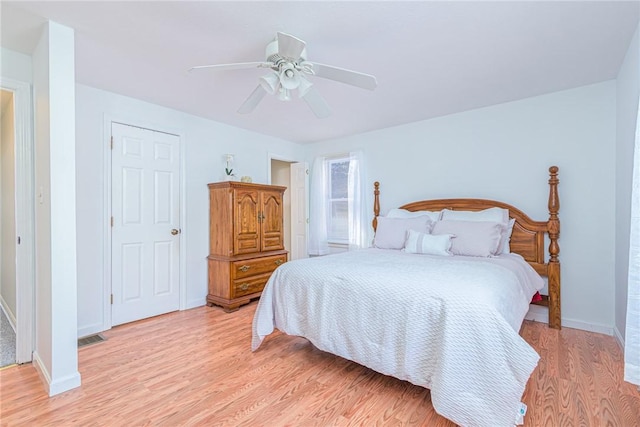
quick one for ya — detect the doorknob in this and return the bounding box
[171,229,180,235]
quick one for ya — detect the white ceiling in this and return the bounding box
[1,1,639,143]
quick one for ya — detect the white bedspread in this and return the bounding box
[252,248,543,427]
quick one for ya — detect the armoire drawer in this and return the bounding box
[232,274,270,298]
[232,254,286,280]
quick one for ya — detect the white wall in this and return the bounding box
[1,92,17,319]
[32,21,81,396]
[306,81,617,333]
[615,23,640,344]
[75,84,304,336]
[0,48,32,83]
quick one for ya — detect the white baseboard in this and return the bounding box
[525,305,614,335]
[0,295,17,332]
[614,326,625,349]
[32,351,81,396]
[186,298,206,310]
[32,351,52,394]
[562,318,613,335]
[48,371,81,396]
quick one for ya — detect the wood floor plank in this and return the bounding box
[1,307,638,426]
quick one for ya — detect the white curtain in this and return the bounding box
[308,156,330,256]
[626,97,640,387]
[347,150,371,250]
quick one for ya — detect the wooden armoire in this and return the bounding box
[206,181,287,312]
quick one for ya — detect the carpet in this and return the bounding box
[0,308,16,367]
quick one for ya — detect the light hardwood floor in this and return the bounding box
[1,304,639,426]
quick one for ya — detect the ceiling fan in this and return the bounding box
[189,32,377,118]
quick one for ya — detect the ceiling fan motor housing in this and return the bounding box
[265,39,307,68]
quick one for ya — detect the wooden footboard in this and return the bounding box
[373,166,561,329]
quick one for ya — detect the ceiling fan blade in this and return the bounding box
[237,85,267,114]
[301,86,331,118]
[277,32,306,60]
[189,62,271,72]
[310,62,378,90]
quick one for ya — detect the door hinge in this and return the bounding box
[17,236,21,244]
[110,136,113,150]
[306,169,309,175]
[111,216,114,227]
[110,294,114,305]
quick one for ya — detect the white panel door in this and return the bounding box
[111,122,180,326]
[290,162,309,260]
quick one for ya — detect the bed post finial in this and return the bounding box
[373,181,380,231]
[547,166,561,329]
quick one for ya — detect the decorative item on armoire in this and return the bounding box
[224,154,235,180]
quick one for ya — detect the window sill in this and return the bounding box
[328,241,348,248]
[328,242,348,255]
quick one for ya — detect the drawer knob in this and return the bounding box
[240,283,249,291]
[239,265,251,272]
[274,259,283,266]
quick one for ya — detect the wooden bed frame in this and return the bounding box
[372,166,561,329]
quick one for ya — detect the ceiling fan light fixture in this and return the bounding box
[279,63,301,90]
[278,88,291,101]
[259,71,280,95]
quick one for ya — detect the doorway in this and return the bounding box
[270,158,309,261]
[0,77,35,366]
[0,89,17,367]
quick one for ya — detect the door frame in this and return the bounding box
[102,115,186,330]
[268,153,310,260]
[0,77,35,364]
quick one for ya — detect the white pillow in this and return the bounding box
[374,216,433,250]
[387,208,441,222]
[440,207,509,224]
[404,229,454,256]
[432,220,505,257]
[441,207,512,254]
[500,218,516,254]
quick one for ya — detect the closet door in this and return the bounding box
[111,122,180,326]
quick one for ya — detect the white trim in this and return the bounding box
[102,115,186,331]
[102,114,112,331]
[32,350,82,397]
[525,305,615,335]
[32,351,51,391]
[48,371,82,397]
[178,129,187,311]
[614,326,625,349]
[0,77,35,364]
[561,318,614,336]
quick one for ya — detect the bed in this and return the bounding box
[252,166,561,427]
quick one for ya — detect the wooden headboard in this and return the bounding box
[373,166,561,329]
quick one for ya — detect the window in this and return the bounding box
[327,157,350,244]
[309,151,367,256]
